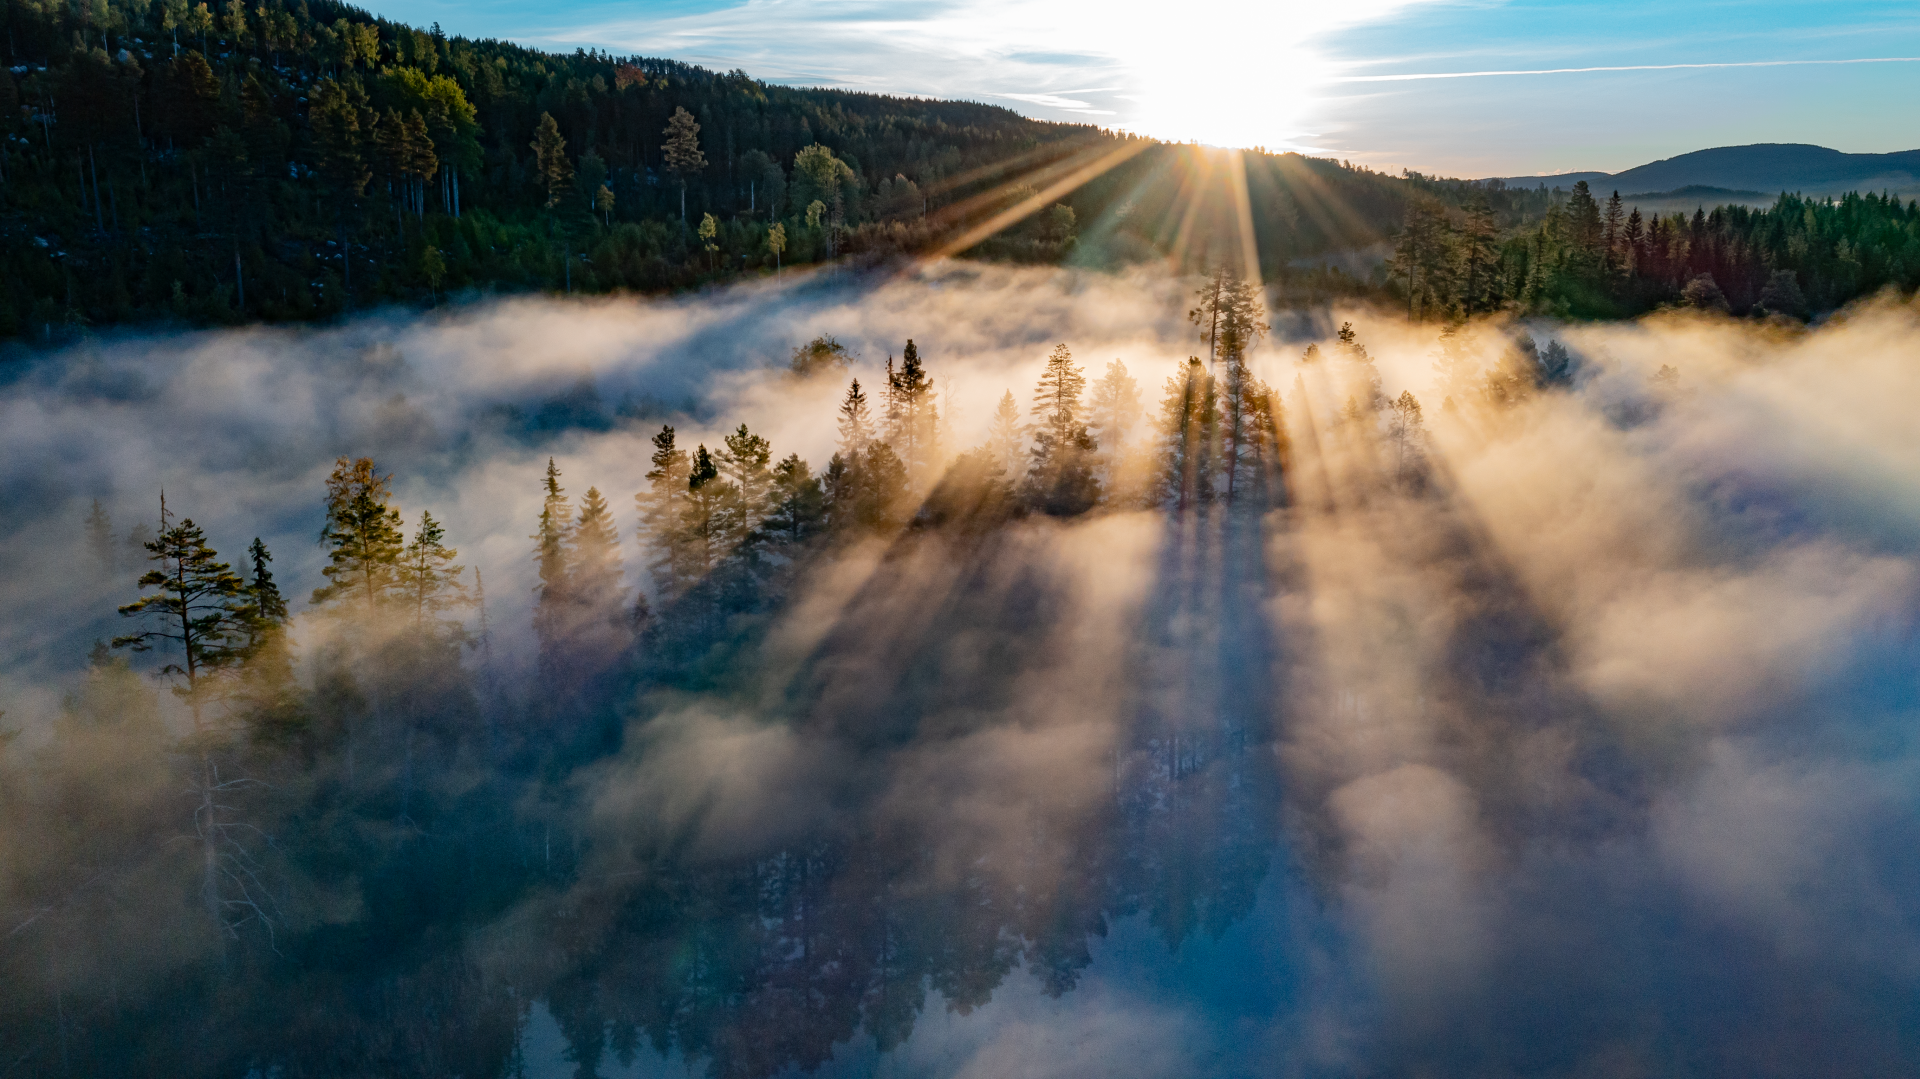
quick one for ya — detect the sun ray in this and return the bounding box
[1224,149,1263,286]
[930,140,1152,259]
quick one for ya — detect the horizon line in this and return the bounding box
[1336,56,1920,83]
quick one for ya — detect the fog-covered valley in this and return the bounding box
[5,262,1920,1078]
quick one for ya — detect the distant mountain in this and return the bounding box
[1483,144,1920,197]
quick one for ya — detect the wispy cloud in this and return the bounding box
[1336,55,1920,82]
[528,0,1452,148]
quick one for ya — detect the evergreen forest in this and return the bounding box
[3,0,1915,342]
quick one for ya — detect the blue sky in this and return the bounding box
[363,0,1920,176]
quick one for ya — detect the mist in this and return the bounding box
[4,263,1920,1077]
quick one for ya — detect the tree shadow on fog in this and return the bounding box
[515,498,1295,1079]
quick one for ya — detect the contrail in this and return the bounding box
[1336,56,1920,82]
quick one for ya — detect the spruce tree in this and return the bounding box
[237,537,304,745]
[836,378,873,459]
[532,458,573,661]
[1026,344,1100,515]
[567,485,630,671]
[888,339,938,481]
[398,510,468,638]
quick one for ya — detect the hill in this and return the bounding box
[1483,143,1920,197]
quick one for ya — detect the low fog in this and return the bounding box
[5,261,1920,1077]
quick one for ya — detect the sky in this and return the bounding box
[360,0,1920,177]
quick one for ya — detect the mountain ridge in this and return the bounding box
[1480,143,1920,196]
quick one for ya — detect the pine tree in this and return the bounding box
[401,108,437,216]
[636,426,691,603]
[1030,343,1087,447]
[1459,200,1500,316]
[112,497,264,931]
[661,105,705,221]
[680,445,736,588]
[1187,265,1230,367]
[312,456,405,614]
[765,454,826,555]
[718,424,774,551]
[114,498,250,728]
[1159,358,1216,512]
[530,112,572,209]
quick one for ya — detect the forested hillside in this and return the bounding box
[0,0,1115,337]
[1385,180,1920,319]
[2,0,1915,340]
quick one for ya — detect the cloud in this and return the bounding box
[532,0,1451,147]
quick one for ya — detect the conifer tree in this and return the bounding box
[1387,391,1425,489]
[637,426,691,603]
[398,511,468,637]
[680,445,735,587]
[112,499,268,933]
[836,378,873,459]
[567,486,630,668]
[765,454,826,555]
[532,458,573,660]
[568,487,623,606]
[1459,200,1500,316]
[114,497,250,729]
[718,424,774,551]
[1602,190,1626,272]
[987,390,1024,478]
[1026,344,1100,515]
[1187,266,1231,368]
[1089,361,1142,461]
[888,339,939,481]
[237,537,304,744]
[1030,343,1088,448]
[661,106,705,221]
[242,537,288,647]
[312,457,404,614]
[530,112,573,209]
[1159,358,1216,512]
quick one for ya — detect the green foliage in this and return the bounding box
[0,0,1102,336]
[312,456,405,613]
[1383,182,1920,319]
[112,499,251,718]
